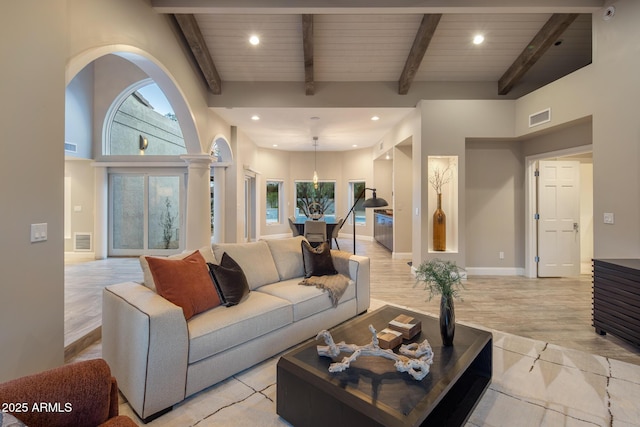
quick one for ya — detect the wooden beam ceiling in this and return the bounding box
[398,14,442,95]
[173,14,222,95]
[498,13,578,95]
[302,14,314,95]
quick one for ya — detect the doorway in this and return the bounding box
[525,146,593,278]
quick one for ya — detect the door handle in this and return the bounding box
[573,222,579,232]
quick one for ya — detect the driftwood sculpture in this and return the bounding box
[316,324,434,380]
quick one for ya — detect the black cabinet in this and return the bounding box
[374,212,393,251]
[592,259,640,346]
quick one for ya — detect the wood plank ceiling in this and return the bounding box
[167,11,591,96]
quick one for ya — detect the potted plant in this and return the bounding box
[415,258,465,346]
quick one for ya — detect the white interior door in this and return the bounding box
[537,160,581,277]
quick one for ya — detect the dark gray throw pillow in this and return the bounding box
[208,253,250,306]
[301,240,338,278]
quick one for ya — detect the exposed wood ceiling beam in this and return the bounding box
[173,14,222,95]
[302,14,314,95]
[398,14,442,95]
[498,13,578,95]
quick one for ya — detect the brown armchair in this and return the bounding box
[0,359,137,427]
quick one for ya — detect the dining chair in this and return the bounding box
[304,220,327,246]
[331,217,345,250]
[288,216,301,236]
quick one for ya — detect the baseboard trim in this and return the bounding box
[259,233,292,240]
[392,252,412,260]
[465,267,525,276]
[64,251,96,261]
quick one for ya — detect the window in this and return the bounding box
[349,181,366,225]
[295,181,336,221]
[266,181,282,224]
[109,172,183,255]
[106,82,186,156]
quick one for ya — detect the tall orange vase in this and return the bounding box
[433,193,446,251]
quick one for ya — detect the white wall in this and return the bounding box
[0,0,230,381]
[65,64,94,159]
[64,160,96,253]
[591,0,640,258]
[580,161,594,272]
[0,0,66,381]
[417,100,516,268]
[256,146,375,240]
[515,0,640,259]
[465,141,524,273]
[393,143,413,256]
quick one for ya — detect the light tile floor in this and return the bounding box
[110,300,640,426]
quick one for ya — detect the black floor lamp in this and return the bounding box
[339,187,388,254]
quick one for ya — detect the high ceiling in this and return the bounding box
[151,0,598,151]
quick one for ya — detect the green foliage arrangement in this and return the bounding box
[415,258,465,303]
[296,182,334,218]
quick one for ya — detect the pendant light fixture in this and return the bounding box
[312,136,319,189]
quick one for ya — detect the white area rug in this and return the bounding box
[119,300,640,426]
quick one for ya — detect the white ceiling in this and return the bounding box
[212,107,414,151]
[152,1,595,152]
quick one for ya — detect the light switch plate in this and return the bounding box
[31,223,47,242]
[603,213,614,224]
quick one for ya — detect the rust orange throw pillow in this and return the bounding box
[146,251,221,320]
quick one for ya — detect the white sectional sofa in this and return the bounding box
[102,236,370,422]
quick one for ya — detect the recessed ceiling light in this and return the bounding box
[473,35,485,45]
[249,35,260,45]
[310,116,320,121]
[352,144,358,148]
[272,144,278,147]
[371,116,380,121]
[251,115,260,121]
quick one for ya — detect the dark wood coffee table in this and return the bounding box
[277,305,492,427]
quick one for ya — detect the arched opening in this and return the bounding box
[64,46,202,354]
[104,79,186,156]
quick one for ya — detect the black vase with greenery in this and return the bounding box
[415,258,465,346]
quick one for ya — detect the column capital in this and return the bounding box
[180,154,214,168]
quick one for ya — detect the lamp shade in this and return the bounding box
[362,195,388,208]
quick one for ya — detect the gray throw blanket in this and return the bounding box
[299,273,350,307]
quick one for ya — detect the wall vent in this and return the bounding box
[529,108,551,127]
[74,232,92,252]
[64,142,78,153]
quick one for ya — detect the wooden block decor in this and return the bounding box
[376,328,403,349]
[388,314,422,339]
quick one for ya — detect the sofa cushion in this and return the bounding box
[140,246,217,292]
[265,236,306,281]
[212,241,280,290]
[208,253,250,306]
[146,251,221,320]
[301,241,338,278]
[257,277,356,321]
[187,291,292,363]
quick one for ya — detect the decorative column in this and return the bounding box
[93,165,108,259]
[181,154,214,250]
[212,167,226,243]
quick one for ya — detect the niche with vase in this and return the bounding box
[428,156,458,253]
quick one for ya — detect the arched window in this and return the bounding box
[106,81,186,156]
